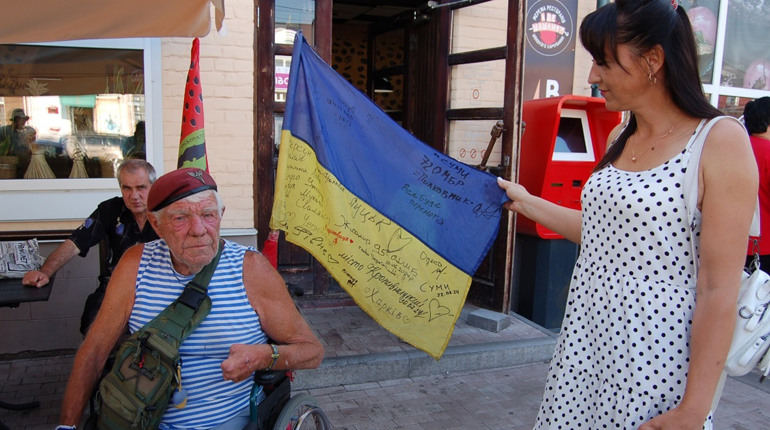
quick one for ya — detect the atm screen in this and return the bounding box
[552,109,595,162]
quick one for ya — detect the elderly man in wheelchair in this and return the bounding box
[54,168,326,430]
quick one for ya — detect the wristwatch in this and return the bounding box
[264,343,279,371]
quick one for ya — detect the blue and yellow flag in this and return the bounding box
[270,33,508,359]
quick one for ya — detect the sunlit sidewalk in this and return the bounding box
[3,302,766,429]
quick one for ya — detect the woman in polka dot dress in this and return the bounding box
[498,0,758,429]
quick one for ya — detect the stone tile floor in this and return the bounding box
[2,303,768,429]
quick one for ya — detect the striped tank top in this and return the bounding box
[129,239,266,429]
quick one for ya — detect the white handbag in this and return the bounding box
[726,257,770,378]
[684,116,770,381]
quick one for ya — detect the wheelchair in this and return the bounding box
[246,370,332,430]
[84,368,331,430]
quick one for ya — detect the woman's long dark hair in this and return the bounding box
[580,0,723,171]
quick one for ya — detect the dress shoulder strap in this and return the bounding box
[684,118,709,152]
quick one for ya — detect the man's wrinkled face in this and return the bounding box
[119,169,152,217]
[151,192,222,274]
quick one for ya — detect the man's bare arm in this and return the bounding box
[22,239,81,288]
[220,251,323,382]
[58,244,141,426]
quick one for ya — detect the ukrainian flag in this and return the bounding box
[270,33,508,359]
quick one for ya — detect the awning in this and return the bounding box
[0,0,225,44]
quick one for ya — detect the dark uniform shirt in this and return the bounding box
[69,196,158,277]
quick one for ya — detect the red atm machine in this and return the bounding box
[518,95,622,238]
[514,95,622,328]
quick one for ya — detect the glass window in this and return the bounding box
[721,0,770,90]
[0,44,145,180]
[276,0,315,44]
[717,94,751,118]
[447,120,502,166]
[275,1,315,103]
[0,38,158,223]
[274,114,283,148]
[275,55,291,103]
[450,0,508,54]
[682,1,770,112]
[449,60,506,110]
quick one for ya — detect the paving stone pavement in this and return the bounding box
[304,362,549,429]
[303,363,770,430]
[1,302,769,429]
[2,356,770,430]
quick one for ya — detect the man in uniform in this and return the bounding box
[22,158,158,335]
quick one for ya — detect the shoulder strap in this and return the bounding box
[683,117,721,228]
[177,240,223,310]
[131,241,224,359]
[684,116,760,271]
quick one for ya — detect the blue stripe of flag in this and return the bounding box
[283,33,507,275]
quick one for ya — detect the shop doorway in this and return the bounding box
[254,0,524,312]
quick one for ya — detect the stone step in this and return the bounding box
[294,330,557,390]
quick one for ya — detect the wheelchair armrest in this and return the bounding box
[252,372,291,429]
[253,370,287,386]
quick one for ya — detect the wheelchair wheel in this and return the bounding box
[272,393,332,430]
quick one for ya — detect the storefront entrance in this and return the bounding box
[254,0,525,312]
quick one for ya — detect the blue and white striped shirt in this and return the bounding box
[129,239,266,429]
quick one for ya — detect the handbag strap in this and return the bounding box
[131,240,224,358]
[683,116,760,271]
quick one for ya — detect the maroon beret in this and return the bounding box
[148,168,217,211]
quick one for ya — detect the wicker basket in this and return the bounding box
[0,156,18,179]
[100,158,117,178]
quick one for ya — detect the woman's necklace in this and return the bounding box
[630,123,676,162]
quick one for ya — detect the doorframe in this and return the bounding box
[255,0,332,250]
[440,0,524,312]
[253,0,525,311]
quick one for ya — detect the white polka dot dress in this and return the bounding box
[534,123,714,429]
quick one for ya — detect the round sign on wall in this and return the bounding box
[526,0,574,57]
